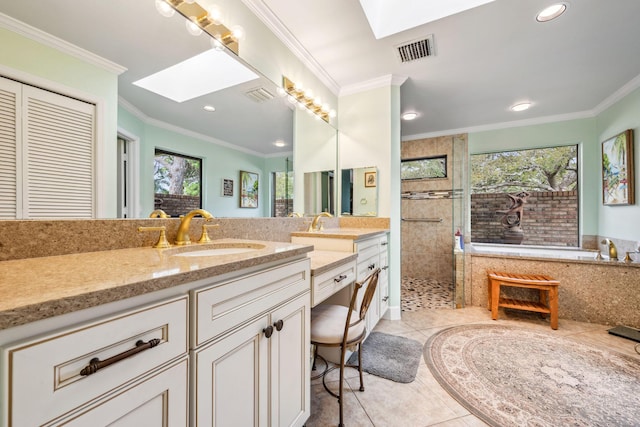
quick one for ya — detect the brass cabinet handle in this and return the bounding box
[274,319,284,331]
[334,274,347,283]
[80,338,161,376]
[263,325,274,338]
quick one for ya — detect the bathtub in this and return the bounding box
[469,243,602,261]
[467,243,640,327]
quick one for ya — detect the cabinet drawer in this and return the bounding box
[357,252,380,279]
[7,296,188,427]
[311,260,357,307]
[193,259,309,347]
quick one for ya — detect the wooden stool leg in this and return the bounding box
[539,289,548,319]
[487,279,492,311]
[490,280,500,320]
[549,287,559,330]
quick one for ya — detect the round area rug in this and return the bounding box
[424,324,640,427]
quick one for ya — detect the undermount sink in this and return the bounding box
[171,243,266,257]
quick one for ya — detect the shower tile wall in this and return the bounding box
[401,135,464,283]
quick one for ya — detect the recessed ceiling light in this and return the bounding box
[133,49,259,103]
[402,112,418,120]
[203,105,216,112]
[536,3,567,22]
[274,140,286,147]
[511,102,532,112]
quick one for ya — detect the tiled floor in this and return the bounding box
[401,277,454,311]
[305,306,640,427]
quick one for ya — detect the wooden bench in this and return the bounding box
[487,271,560,329]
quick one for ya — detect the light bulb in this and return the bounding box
[287,95,297,105]
[321,103,329,113]
[208,5,223,25]
[210,36,224,51]
[186,18,203,36]
[276,87,287,97]
[313,97,322,106]
[329,109,337,118]
[231,25,245,41]
[155,0,175,18]
[304,89,314,99]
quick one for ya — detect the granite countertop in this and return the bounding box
[468,248,640,268]
[290,227,388,240]
[307,250,358,276]
[0,239,313,330]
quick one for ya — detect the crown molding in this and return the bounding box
[0,12,126,75]
[592,72,640,116]
[340,74,408,97]
[402,110,595,141]
[241,0,340,95]
[118,96,267,158]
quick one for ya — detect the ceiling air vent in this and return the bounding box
[396,35,434,63]
[244,87,274,102]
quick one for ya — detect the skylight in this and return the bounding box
[359,0,497,39]
[133,49,259,103]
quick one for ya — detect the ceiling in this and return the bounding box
[3,0,640,152]
[248,0,640,139]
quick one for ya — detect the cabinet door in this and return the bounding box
[194,315,270,427]
[52,358,188,427]
[270,293,310,427]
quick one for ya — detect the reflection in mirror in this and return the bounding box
[0,0,294,219]
[154,150,203,217]
[340,167,378,216]
[304,171,335,215]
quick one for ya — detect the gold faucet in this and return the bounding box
[288,212,303,217]
[601,238,618,261]
[176,209,214,245]
[308,212,332,232]
[149,209,169,218]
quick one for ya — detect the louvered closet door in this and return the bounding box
[23,85,95,218]
[0,76,21,219]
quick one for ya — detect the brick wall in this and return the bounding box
[154,194,200,217]
[471,190,578,246]
[274,198,293,217]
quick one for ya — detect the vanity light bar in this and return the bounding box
[162,0,239,54]
[282,77,330,122]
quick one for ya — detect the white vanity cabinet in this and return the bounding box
[292,231,390,329]
[191,258,311,427]
[4,296,189,427]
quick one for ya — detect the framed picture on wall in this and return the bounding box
[222,178,234,197]
[364,171,377,187]
[240,170,259,208]
[602,129,635,205]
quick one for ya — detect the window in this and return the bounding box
[401,156,447,180]
[154,150,202,217]
[470,145,578,246]
[272,171,294,217]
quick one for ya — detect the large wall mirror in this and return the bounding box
[0,0,300,219]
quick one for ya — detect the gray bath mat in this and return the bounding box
[347,332,423,383]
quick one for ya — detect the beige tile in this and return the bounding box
[306,381,374,427]
[346,374,460,427]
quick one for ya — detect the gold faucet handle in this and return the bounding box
[138,226,171,249]
[198,224,220,243]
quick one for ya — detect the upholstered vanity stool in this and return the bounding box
[310,268,380,427]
